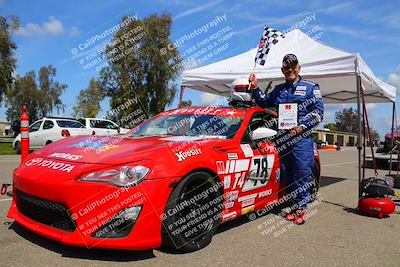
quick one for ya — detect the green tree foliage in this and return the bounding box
[37,66,67,117]
[5,65,67,122]
[371,129,380,142]
[334,107,358,133]
[181,99,192,107]
[99,13,182,125]
[333,107,380,141]
[6,71,39,122]
[323,123,338,131]
[73,79,103,118]
[0,15,19,103]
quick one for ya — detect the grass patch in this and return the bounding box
[0,142,15,155]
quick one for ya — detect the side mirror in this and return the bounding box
[250,127,277,140]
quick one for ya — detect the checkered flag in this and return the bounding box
[255,26,285,66]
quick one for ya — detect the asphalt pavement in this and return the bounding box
[0,149,399,267]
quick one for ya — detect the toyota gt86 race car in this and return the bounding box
[7,106,321,252]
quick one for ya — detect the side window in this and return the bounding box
[43,120,54,130]
[29,121,42,132]
[78,119,86,126]
[241,112,277,146]
[90,120,106,129]
[91,120,119,130]
[104,121,119,130]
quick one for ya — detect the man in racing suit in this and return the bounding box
[249,54,324,224]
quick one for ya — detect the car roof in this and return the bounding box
[84,118,112,121]
[43,116,79,121]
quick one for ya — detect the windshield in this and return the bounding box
[131,114,242,139]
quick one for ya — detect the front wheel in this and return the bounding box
[15,142,21,154]
[162,172,223,252]
[309,162,321,203]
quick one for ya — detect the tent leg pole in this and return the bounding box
[389,102,395,175]
[356,75,362,199]
[178,85,185,108]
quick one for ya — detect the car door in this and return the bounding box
[103,120,120,135]
[90,119,119,136]
[89,119,108,136]
[36,120,55,147]
[236,112,280,212]
[29,120,43,149]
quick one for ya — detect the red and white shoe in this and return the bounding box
[284,212,296,222]
[294,210,306,225]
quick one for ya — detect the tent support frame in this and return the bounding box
[356,75,362,199]
[179,85,185,108]
[389,102,396,175]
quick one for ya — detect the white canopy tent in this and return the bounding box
[181,29,396,103]
[180,29,397,198]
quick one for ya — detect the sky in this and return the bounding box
[1,0,399,139]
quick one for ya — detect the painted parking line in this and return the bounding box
[322,161,358,167]
[0,198,12,202]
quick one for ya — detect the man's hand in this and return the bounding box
[248,73,258,89]
[290,125,304,136]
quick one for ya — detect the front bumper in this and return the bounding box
[7,169,175,250]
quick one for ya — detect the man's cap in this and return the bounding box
[282,53,298,68]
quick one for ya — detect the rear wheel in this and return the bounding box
[162,172,223,252]
[45,140,52,146]
[309,162,321,203]
[15,142,21,154]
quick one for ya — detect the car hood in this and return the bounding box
[33,135,226,165]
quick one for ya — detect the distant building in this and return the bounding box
[0,121,11,136]
[312,129,359,147]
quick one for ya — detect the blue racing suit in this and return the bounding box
[252,77,324,210]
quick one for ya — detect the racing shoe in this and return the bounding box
[284,211,296,222]
[294,210,306,225]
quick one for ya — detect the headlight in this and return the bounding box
[80,165,150,187]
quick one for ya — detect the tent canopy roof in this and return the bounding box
[181,29,396,103]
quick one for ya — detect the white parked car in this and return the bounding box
[13,117,91,154]
[77,118,130,136]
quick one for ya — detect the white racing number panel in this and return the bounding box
[242,155,275,192]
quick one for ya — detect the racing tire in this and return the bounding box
[15,141,21,155]
[45,140,52,146]
[162,171,223,252]
[309,162,321,203]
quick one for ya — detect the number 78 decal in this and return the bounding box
[242,155,275,192]
[221,155,275,191]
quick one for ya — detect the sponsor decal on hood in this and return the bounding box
[25,158,75,173]
[175,148,202,162]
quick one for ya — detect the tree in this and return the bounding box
[6,71,40,122]
[5,66,67,122]
[37,65,67,117]
[0,15,19,103]
[73,79,104,118]
[368,128,380,142]
[333,107,380,142]
[323,123,338,131]
[334,107,358,133]
[181,99,192,107]
[99,13,182,126]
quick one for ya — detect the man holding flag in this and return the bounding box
[249,31,324,224]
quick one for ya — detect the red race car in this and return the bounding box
[7,106,321,252]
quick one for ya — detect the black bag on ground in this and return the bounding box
[361,178,394,197]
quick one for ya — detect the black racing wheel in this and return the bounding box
[162,171,223,252]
